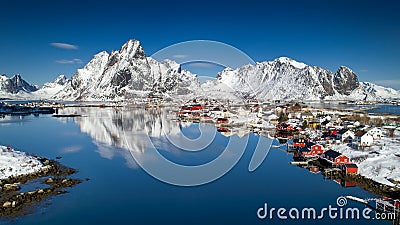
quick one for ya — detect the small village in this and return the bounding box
[0,101,61,116]
[174,98,400,199]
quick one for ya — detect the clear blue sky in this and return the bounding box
[1,0,399,89]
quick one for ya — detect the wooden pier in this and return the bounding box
[290,161,309,165]
[323,168,342,176]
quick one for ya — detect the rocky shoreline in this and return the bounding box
[0,157,83,219]
[346,173,400,199]
[310,159,400,199]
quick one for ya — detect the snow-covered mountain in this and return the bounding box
[1,42,399,102]
[32,75,69,99]
[201,57,382,101]
[0,74,38,94]
[53,39,199,101]
[46,74,69,86]
[0,74,70,100]
[361,82,400,100]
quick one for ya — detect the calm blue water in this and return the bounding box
[0,108,391,224]
[368,104,400,115]
[306,103,400,115]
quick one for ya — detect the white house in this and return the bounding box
[352,131,373,149]
[338,130,355,143]
[367,127,384,140]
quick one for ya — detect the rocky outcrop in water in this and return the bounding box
[0,158,82,219]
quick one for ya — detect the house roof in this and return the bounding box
[343,164,358,168]
[321,120,329,125]
[324,149,341,158]
[337,129,349,135]
[311,144,323,148]
[354,130,367,137]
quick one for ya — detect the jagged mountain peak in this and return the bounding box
[336,66,355,74]
[202,57,374,101]
[333,65,360,95]
[0,74,38,94]
[42,74,69,89]
[274,57,307,69]
[52,75,68,85]
[118,39,146,59]
[11,74,22,79]
[53,39,199,100]
[30,74,71,99]
[95,51,109,59]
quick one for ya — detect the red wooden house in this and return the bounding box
[277,123,295,132]
[180,104,203,111]
[181,106,192,111]
[324,150,351,164]
[216,118,229,124]
[303,144,325,157]
[293,138,306,148]
[341,163,358,174]
[334,179,356,187]
[311,144,324,153]
[191,104,203,111]
[307,166,320,174]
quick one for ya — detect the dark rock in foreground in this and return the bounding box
[0,158,83,219]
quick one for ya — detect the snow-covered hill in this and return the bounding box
[53,39,199,101]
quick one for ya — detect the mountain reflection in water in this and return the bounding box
[57,107,245,169]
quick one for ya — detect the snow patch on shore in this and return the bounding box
[0,146,44,179]
[332,138,400,187]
